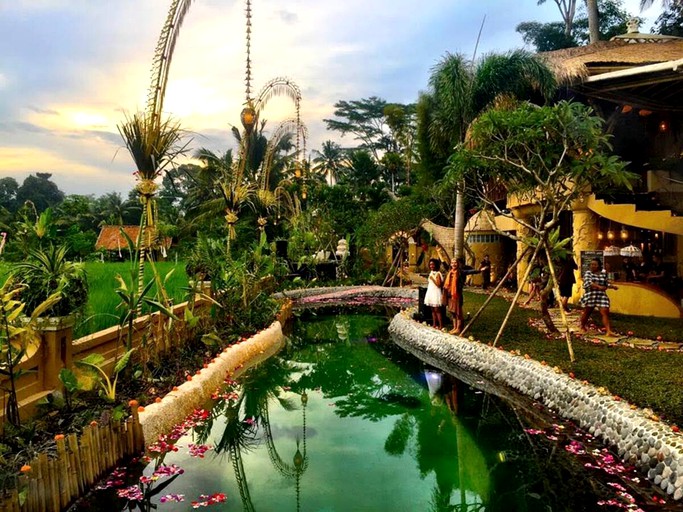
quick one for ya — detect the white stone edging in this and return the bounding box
[138,321,285,445]
[389,309,683,500]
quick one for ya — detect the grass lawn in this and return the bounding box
[76,261,190,338]
[462,291,683,426]
[0,260,190,338]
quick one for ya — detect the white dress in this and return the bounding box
[424,271,443,307]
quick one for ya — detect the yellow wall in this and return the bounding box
[604,282,681,318]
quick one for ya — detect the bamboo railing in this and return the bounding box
[1,408,144,512]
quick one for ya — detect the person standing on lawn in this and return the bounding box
[579,258,619,337]
[424,258,444,330]
[558,254,578,312]
[479,254,492,290]
[443,258,481,335]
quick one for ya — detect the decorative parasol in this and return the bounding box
[620,244,643,258]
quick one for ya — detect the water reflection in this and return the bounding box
[80,310,663,511]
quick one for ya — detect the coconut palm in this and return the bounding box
[312,140,345,186]
[424,50,556,259]
[586,0,600,42]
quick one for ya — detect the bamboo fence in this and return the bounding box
[1,408,144,512]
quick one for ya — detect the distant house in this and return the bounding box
[95,226,172,259]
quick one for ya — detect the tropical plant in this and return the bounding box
[0,277,60,426]
[72,350,135,402]
[312,140,345,186]
[115,230,178,353]
[423,50,556,260]
[13,244,88,317]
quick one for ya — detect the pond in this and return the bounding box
[75,308,667,511]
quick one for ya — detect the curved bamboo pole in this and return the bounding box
[460,246,530,337]
[492,242,543,347]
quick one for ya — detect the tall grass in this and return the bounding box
[75,261,189,338]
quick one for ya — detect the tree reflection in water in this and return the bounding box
[196,356,309,512]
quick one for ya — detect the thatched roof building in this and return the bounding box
[539,25,683,112]
[95,226,172,254]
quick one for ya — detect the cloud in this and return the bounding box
[0,0,666,197]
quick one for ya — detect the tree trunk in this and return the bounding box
[453,186,466,260]
[586,0,600,44]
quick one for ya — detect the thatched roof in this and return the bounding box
[540,40,683,84]
[95,226,172,251]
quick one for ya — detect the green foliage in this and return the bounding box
[185,235,224,281]
[15,173,64,214]
[0,277,61,426]
[445,101,638,216]
[209,233,285,337]
[357,196,437,251]
[74,349,135,402]
[516,21,577,51]
[13,244,88,317]
[654,3,683,36]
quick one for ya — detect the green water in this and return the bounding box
[78,309,663,511]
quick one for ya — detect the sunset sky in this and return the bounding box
[0,0,664,197]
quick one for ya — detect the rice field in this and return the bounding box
[0,260,189,338]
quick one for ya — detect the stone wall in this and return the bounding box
[389,309,683,501]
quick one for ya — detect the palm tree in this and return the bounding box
[586,0,600,43]
[640,0,681,9]
[312,140,345,186]
[424,50,556,259]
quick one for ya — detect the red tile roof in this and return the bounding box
[95,226,172,251]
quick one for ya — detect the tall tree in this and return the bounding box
[586,0,601,43]
[537,0,579,36]
[423,50,556,259]
[16,173,65,213]
[519,0,633,51]
[324,97,410,162]
[654,2,683,35]
[312,140,345,186]
[445,100,637,359]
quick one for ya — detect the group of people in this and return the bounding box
[424,253,622,338]
[621,254,667,287]
[424,258,480,334]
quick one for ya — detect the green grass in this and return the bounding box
[76,261,190,338]
[463,291,683,426]
[0,260,190,338]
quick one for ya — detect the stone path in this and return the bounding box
[467,286,683,352]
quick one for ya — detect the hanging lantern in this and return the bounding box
[240,102,256,134]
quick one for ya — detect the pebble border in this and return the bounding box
[389,308,683,500]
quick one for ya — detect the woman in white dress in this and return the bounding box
[424,258,444,329]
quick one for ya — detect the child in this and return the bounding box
[424,258,444,330]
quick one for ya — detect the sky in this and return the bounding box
[0,0,665,198]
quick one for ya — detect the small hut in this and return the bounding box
[95,226,172,260]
